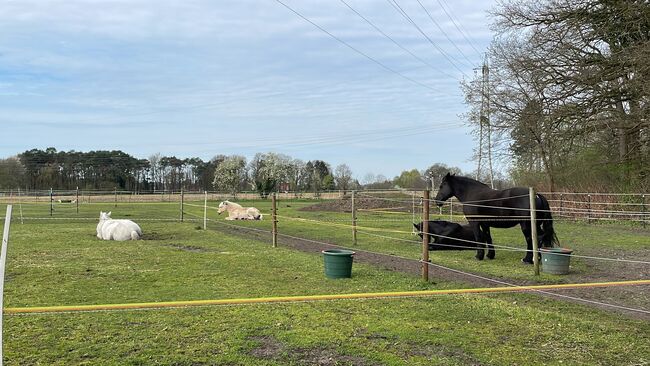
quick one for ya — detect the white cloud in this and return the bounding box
[0,0,496,177]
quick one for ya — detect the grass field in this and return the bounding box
[0,200,649,365]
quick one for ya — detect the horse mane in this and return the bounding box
[225,201,243,209]
[449,175,491,189]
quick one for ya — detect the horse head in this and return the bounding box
[413,220,453,240]
[99,211,112,221]
[434,173,454,206]
[217,201,229,215]
[413,220,461,250]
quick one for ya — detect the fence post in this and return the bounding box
[559,193,564,219]
[412,193,416,234]
[17,188,23,225]
[203,191,208,230]
[352,190,357,245]
[530,187,540,276]
[449,200,453,221]
[180,188,184,222]
[1,205,14,365]
[50,188,53,216]
[114,187,118,208]
[272,193,278,248]
[422,190,430,281]
[642,194,647,229]
[587,194,592,224]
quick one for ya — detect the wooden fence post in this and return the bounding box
[412,193,417,234]
[50,188,53,217]
[180,188,184,222]
[559,193,564,219]
[530,187,540,276]
[587,194,592,224]
[76,187,79,214]
[114,187,118,208]
[422,190,430,281]
[449,200,453,221]
[352,190,357,245]
[272,193,278,248]
[17,189,23,225]
[642,194,647,229]
[204,191,208,230]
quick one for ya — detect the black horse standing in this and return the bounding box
[434,173,558,263]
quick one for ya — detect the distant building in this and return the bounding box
[278,182,291,192]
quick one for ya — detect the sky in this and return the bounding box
[0,0,497,180]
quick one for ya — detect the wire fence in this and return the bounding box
[356,190,650,226]
[1,188,647,225]
[201,216,650,315]
[2,193,649,316]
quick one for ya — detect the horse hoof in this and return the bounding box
[487,253,496,260]
[521,259,533,265]
[475,256,484,261]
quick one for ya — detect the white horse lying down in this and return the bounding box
[218,201,263,220]
[96,211,142,241]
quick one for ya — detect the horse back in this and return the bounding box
[462,187,531,227]
[100,219,142,240]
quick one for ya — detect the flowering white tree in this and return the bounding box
[249,152,292,196]
[212,155,247,197]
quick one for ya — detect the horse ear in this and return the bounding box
[107,211,112,217]
[413,223,421,230]
[445,172,450,177]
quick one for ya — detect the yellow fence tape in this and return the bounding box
[5,280,649,314]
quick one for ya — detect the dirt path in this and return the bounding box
[210,222,650,321]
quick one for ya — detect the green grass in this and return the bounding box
[179,199,649,282]
[0,201,648,365]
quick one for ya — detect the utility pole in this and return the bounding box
[476,54,495,188]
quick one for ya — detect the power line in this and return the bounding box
[415,0,477,67]
[385,0,469,78]
[436,0,484,57]
[338,0,459,81]
[274,0,440,93]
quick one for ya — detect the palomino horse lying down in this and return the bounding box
[218,201,263,220]
[97,211,142,241]
[413,220,478,251]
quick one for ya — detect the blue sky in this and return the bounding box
[0,0,496,179]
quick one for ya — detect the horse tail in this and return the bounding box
[258,214,263,220]
[537,194,559,248]
[131,231,141,240]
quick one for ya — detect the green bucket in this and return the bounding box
[540,248,573,275]
[322,249,355,279]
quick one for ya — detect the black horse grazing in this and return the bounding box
[413,220,478,251]
[434,173,558,263]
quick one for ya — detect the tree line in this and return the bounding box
[463,0,649,192]
[0,148,468,195]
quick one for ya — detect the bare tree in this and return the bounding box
[334,164,353,192]
[463,0,650,190]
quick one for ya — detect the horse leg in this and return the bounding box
[470,222,485,260]
[520,222,534,264]
[482,224,495,259]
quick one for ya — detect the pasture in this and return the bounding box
[1,199,649,365]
